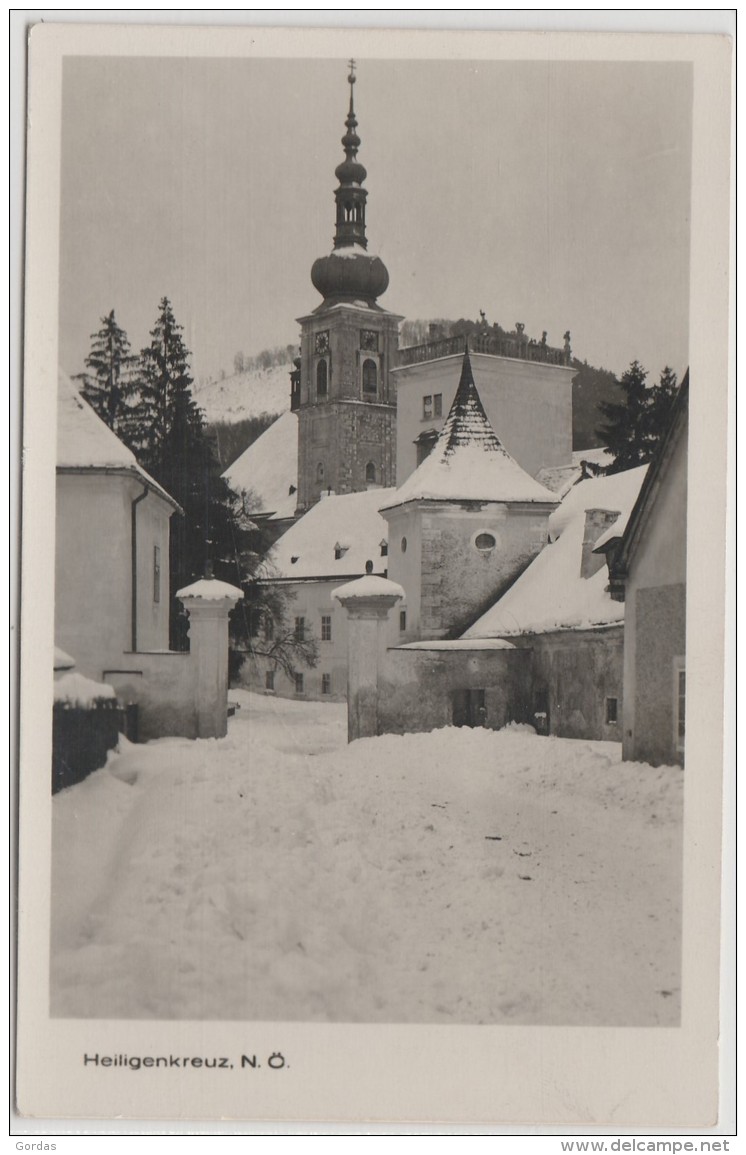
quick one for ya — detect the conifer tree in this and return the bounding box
[598,361,679,474]
[136,299,234,644]
[76,310,138,439]
[646,366,679,454]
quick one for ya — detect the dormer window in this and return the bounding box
[334,542,349,561]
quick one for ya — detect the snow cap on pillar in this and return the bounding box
[177,576,244,602]
[333,574,405,603]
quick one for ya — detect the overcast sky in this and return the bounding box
[59,56,692,383]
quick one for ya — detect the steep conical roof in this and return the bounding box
[379,350,559,510]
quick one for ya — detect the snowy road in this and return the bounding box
[51,691,683,1024]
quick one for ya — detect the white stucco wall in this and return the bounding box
[393,353,575,484]
[55,472,173,679]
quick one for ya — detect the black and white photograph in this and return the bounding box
[16,20,732,1130]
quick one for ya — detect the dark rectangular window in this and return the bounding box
[399,609,407,632]
[321,673,331,695]
[423,394,433,420]
[606,696,618,724]
[265,670,274,691]
[294,616,306,642]
[294,672,304,695]
[434,393,443,417]
[321,614,332,642]
[153,545,161,603]
[265,615,274,641]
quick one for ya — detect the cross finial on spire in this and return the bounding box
[348,58,356,83]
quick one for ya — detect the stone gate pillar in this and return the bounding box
[333,575,404,742]
[177,577,243,739]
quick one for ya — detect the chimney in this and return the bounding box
[581,509,621,579]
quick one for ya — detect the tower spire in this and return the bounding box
[333,59,368,250]
[310,62,390,305]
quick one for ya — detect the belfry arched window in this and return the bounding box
[362,358,377,395]
[316,359,328,398]
[365,461,376,485]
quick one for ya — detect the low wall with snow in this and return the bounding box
[373,644,532,736]
[104,653,196,741]
[100,580,243,741]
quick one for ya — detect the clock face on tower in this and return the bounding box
[315,331,330,354]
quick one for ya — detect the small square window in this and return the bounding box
[605,697,618,724]
[321,673,331,695]
[423,395,433,420]
[434,393,443,417]
[294,672,304,695]
[321,614,332,642]
[265,670,275,691]
[399,609,407,632]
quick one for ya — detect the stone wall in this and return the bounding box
[527,627,625,741]
[296,303,401,508]
[385,501,553,640]
[298,401,396,507]
[374,645,532,737]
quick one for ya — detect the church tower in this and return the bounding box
[295,62,402,512]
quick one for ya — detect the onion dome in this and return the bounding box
[311,61,389,307]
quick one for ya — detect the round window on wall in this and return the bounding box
[401,536,408,553]
[475,532,497,552]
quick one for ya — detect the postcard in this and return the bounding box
[16,20,732,1131]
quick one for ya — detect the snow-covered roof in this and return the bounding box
[397,638,515,651]
[57,372,180,511]
[176,577,244,602]
[463,465,648,639]
[535,448,611,497]
[222,411,298,520]
[380,351,558,511]
[333,575,404,602]
[268,488,395,580]
[547,465,649,543]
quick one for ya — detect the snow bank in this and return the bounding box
[51,692,683,1026]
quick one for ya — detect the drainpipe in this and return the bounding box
[131,487,148,652]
